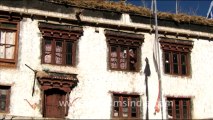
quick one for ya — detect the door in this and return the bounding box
[44,88,66,118]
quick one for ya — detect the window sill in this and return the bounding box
[112,117,140,120]
[42,63,75,67]
[109,68,139,73]
[164,73,192,78]
[0,62,16,68]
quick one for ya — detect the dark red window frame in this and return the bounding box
[105,30,144,72]
[160,38,193,76]
[0,85,11,113]
[42,38,76,66]
[167,97,191,119]
[163,51,189,75]
[112,94,140,119]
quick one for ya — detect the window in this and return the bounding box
[0,20,19,67]
[112,94,140,118]
[167,97,191,119]
[39,22,83,66]
[105,30,144,71]
[160,38,193,76]
[0,85,11,113]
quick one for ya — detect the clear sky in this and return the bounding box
[124,0,212,17]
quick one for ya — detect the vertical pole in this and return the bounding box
[153,0,164,119]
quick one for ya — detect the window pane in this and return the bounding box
[0,31,16,59]
[66,42,72,65]
[175,100,180,119]
[5,32,15,59]
[164,52,170,73]
[110,46,118,69]
[183,100,188,119]
[181,54,187,75]
[167,100,173,119]
[129,48,137,71]
[0,96,6,111]
[113,96,120,117]
[181,54,186,65]
[131,97,137,117]
[120,47,127,70]
[66,42,72,53]
[173,53,178,74]
[173,53,178,63]
[122,97,128,117]
[44,40,52,63]
[55,41,63,64]
[66,54,72,65]
[182,65,186,75]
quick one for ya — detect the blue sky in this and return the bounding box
[124,0,212,17]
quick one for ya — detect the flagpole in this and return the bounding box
[153,0,164,119]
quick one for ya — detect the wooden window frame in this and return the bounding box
[105,30,144,72]
[0,85,11,113]
[160,38,193,76]
[166,97,191,119]
[0,19,19,67]
[112,94,140,119]
[42,38,76,66]
[39,23,82,66]
[163,51,190,75]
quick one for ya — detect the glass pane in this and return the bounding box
[175,100,180,119]
[173,53,178,63]
[122,97,128,117]
[167,99,173,119]
[113,96,120,117]
[120,47,127,70]
[183,100,188,119]
[5,45,15,59]
[164,52,170,73]
[181,54,186,65]
[44,52,51,63]
[55,41,62,52]
[0,94,6,111]
[173,64,178,74]
[6,32,15,45]
[66,42,72,53]
[0,90,7,95]
[66,54,72,65]
[66,42,72,65]
[55,41,63,64]
[129,48,137,71]
[110,46,118,69]
[45,40,52,51]
[0,31,16,59]
[182,65,186,75]
[131,97,137,117]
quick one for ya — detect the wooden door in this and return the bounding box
[44,89,66,118]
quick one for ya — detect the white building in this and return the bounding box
[0,0,213,119]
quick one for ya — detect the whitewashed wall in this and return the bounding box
[0,7,213,119]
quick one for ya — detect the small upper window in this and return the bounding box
[160,38,193,76]
[0,20,19,67]
[39,22,83,66]
[0,85,11,113]
[105,30,144,71]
